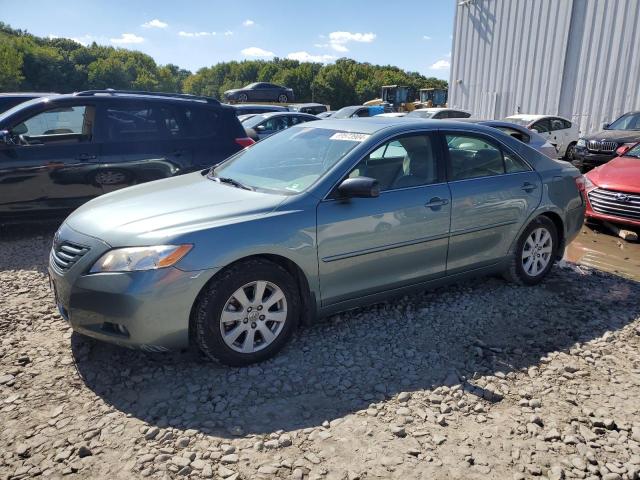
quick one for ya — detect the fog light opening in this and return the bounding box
[101,322,130,337]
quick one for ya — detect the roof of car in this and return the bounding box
[232,103,288,110]
[291,103,325,108]
[303,117,499,135]
[0,92,58,97]
[253,111,317,119]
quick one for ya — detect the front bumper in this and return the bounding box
[572,148,615,170]
[49,223,219,351]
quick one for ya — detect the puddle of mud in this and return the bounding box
[565,223,640,281]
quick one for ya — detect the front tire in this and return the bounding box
[194,259,300,366]
[503,216,558,285]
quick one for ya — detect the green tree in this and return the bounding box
[0,41,24,90]
[87,57,131,89]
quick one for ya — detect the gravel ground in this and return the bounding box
[1,224,640,480]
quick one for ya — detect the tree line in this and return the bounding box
[0,22,448,109]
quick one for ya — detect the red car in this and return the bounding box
[584,143,640,228]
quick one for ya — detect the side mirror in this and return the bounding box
[336,177,380,199]
[602,122,610,130]
[255,125,267,132]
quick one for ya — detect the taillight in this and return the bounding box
[235,137,255,148]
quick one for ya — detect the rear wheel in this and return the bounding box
[238,93,248,102]
[278,94,289,103]
[503,216,558,285]
[194,259,299,366]
[565,142,577,161]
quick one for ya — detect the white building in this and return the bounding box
[448,0,640,134]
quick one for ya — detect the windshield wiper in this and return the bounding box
[212,176,254,191]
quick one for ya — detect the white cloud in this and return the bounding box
[110,33,144,45]
[327,31,376,52]
[430,59,451,70]
[178,31,216,37]
[242,19,255,27]
[314,43,329,48]
[142,19,168,28]
[224,30,234,36]
[423,35,432,40]
[286,51,336,63]
[241,46,274,57]
[48,34,97,46]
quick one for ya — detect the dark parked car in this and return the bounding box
[232,104,289,116]
[0,92,58,114]
[0,90,253,221]
[332,105,385,119]
[241,112,318,141]
[288,103,328,115]
[573,111,640,171]
[224,83,294,103]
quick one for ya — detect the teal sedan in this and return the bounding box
[49,118,586,365]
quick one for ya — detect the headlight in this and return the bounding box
[583,175,596,190]
[90,245,193,273]
[577,138,586,147]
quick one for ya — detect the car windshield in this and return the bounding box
[210,127,365,194]
[332,107,360,119]
[406,110,435,119]
[242,114,271,128]
[625,143,640,158]
[608,112,640,131]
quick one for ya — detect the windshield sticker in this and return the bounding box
[330,132,370,142]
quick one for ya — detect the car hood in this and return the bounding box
[65,172,289,246]
[585,129,640,142]
[586,156,640,193]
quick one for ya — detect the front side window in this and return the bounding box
[11,105,94,145]
[212,127,363,194]
[348,134,439,191]
[262,117,288,132]
[446,134,530,180]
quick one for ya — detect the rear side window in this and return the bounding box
[105,102,161,141]
[550,118,566,131]
[446,134,529,180]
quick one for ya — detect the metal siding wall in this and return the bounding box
[449,0,640,134]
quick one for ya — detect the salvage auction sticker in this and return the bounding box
[330,132,370,142]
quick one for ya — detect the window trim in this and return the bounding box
[438,130,533,183]
[323,130,447,201]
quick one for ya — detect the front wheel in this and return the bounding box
[194,259,300,366]
[503,216,558,285]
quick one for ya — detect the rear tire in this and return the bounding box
[565,142,577,161]
[238,93,248,103]
[278,94,289,103]
[503,216,558,286]
[194,259,300,366]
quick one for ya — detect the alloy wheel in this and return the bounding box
[522,227,553,277]
[219,280,287,353]
[94,170,127,185]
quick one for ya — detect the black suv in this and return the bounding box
[573,111,640,171]
[0,90,253,221]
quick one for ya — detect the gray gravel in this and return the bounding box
[1,224,640,480]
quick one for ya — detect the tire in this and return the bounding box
[565,142,577,161]
[238,93,248,103]
[503,216,558,286]
[277,94,289,103]
[194,259,300,366]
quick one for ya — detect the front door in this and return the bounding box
[0,103,101,217]
[442,132,542,273]
[317,133,451,306]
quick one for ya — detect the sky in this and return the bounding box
[2,0,455,80]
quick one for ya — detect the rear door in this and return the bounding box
[317,132,451,305]
[442,131,542,273]
[0,102,102,216]
[97,100,193,192]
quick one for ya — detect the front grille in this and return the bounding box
[588,188,640,220]
[51,241,90,272]
[587,140,618,153]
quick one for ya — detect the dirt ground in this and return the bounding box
[1,222,639,480]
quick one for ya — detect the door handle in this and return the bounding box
[425,197,449,209]
[76,153,97,161]
[521,182,537,192]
